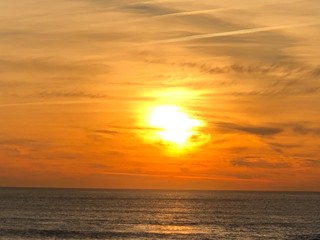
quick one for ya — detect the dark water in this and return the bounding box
[0,188,320,239]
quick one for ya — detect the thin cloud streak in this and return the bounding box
[155,22,317,43]
[0,101,100,108]
[98,171,270,182]
[138,0,195,4]
[151,8,230,19]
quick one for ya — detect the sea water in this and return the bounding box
[0,188,319,239]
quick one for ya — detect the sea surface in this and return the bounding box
[0,188,320,239]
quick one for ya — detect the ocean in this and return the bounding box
[0,188,319,239]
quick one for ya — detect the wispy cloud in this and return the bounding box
[38,91,110,99]
[96,170,270,182]
[0,57,109,75]
[291,124,320,136]
[93,129,119,135]
[0,100,100,108]
[215,122,283,136]
[231,158,290,169]
[300,159,320,167]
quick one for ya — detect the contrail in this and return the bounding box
[150,8,229,19]
[155,22,317,43]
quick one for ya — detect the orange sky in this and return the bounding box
[0,0,319,191]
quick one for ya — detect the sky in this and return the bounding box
[0,0,319,191]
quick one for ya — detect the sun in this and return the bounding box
[149,105,202,145]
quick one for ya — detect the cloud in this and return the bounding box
[93,170,268,182]
[139,58,320,96]
[37,91,156,101]
[0,138,38,145]
[93,129,119,135]
[120,3,176,15]
[291,124,320,135]
[108,125,161,131]
[179,62,319,77]
[210,88,320,98]
[231,157,290,168]
[38,91,110,99]
[0,57,109,74]
[267,142,301,154]
[0,91,157,108]
[0,100,100,108]
[0,137,48,157]
[126,2,314,62]
[300,159,320,167]
[232,173,267,180]
[215,122,282,136]
[142,53,320,79]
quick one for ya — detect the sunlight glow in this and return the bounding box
[149,106,202,145]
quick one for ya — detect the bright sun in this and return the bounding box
[149,105,202,145]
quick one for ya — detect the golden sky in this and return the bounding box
[0,0,319,190]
